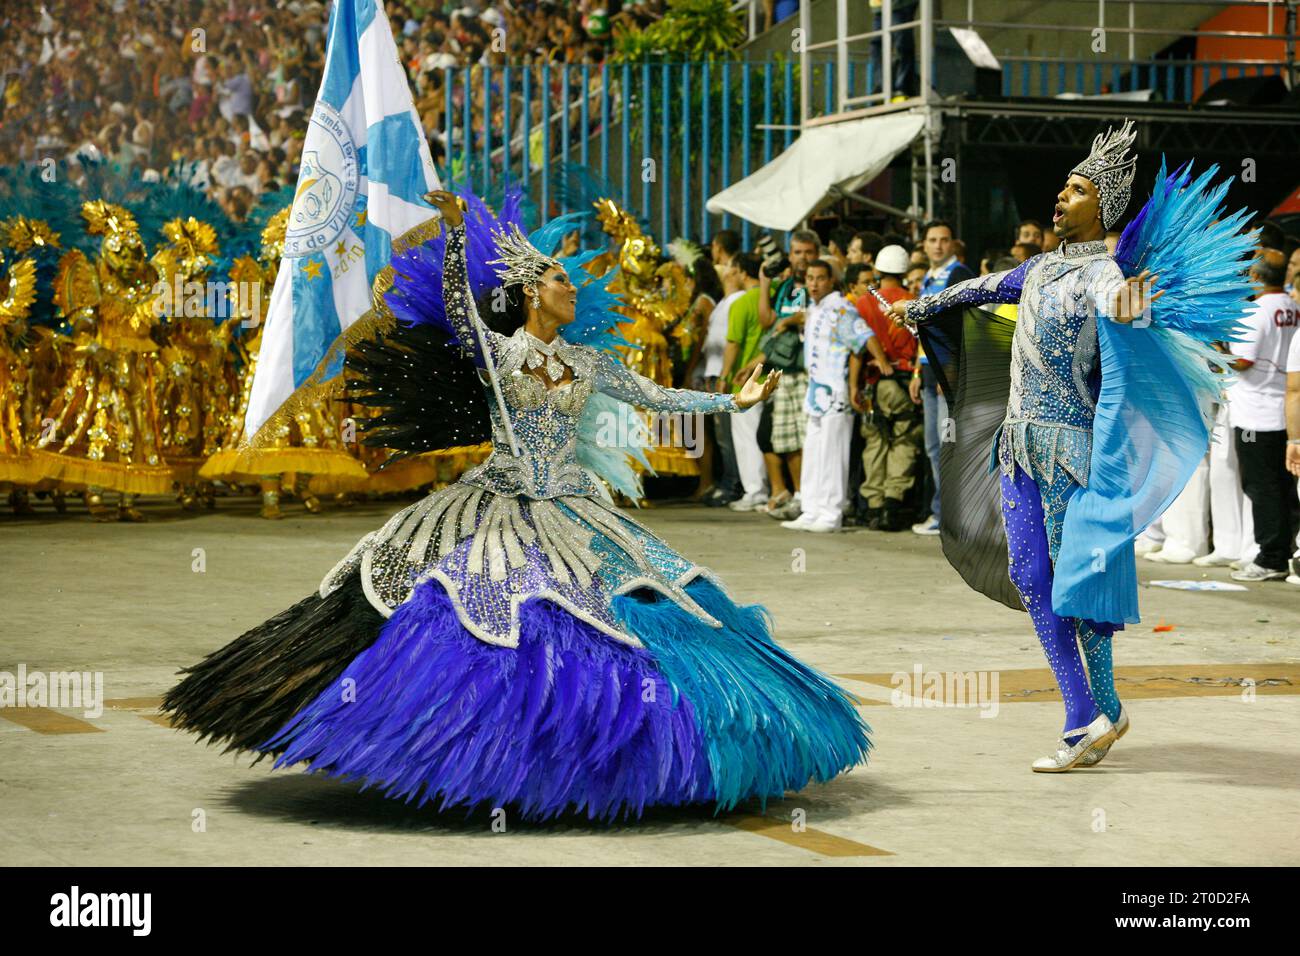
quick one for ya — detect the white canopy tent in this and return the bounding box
[705,111,927,231]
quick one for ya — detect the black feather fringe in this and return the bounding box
[161,572,385,757]
[344,322,492,467]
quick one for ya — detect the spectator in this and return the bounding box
[847,230,883,266]
[209,138,242,190]
[1285,315,1300,584]
[1016,219,1045,246]
[1011,241,1041,263]
[847,249,920,531]
[710,228,740,271]
[1226,249,1300,581]
[904,263,926,296]
[692,258,745,506]
[234,151,265,195]
[869,0,918,99]
[217,58,254,123]
[746,228,821,517]
[979,246,1006,275]
[717,253,768,509]
[826,225,856,276]
[912,219,974,535]
[780,259,888,532]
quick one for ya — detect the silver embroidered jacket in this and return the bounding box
[320,221,739,648]
[905,239,1126,487]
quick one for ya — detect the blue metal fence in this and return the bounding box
[439,58,873,246]
[438,54,1292,245]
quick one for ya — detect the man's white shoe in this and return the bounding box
[727,493,768,513]
[911,517,940,536]
[805,521,839,533]
[1230,561,1288,582]
[1192,553,1236,568]
[780,514,817,530]
[1286,574,1300,587]
[1134,538,1161,557]
[1144,546,1198,564]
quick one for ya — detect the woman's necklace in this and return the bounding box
[523,330,567,382]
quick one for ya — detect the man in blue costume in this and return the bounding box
[891,121,1163,771]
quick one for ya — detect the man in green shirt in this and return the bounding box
[718,253,768,506]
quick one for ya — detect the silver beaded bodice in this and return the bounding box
[906,240,1126,486]
[444,222,738,499]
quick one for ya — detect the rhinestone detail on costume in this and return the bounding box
[320,221,741,646]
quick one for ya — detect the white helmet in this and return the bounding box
[874,244,911,276]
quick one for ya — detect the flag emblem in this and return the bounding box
[285,101,360,257]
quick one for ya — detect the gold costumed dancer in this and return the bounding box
[0,249,40,494]
[31,201,172,520]
[0,216,69,514]
[591,198,700,478]
[151,217,235,510]
[199,208,369,518]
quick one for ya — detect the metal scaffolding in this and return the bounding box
[794,0,1300,236]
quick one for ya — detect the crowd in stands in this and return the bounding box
[0,1,659,220]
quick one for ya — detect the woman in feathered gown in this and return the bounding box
[163,190,870,820]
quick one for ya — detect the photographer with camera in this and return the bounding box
[737,230,821,518]
[847,252,921,531]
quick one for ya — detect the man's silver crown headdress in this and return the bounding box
[486,222,561,290]
[1069,118,1138,229]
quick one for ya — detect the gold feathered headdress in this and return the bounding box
[2,216,61,253]
[594,198,661,278]
[81,200,139,238]
[158,216,220,275]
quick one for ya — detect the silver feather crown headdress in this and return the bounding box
[1070,118,1138,229]
[486,222,561,289]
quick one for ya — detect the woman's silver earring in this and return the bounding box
[531,289,541,309]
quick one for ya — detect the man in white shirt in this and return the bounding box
[1284,316,1300,584]
[209,139,242,191]
[1228,249,1300,581]
[782,260,892,532]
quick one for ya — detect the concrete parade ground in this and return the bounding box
[2,494,1298,867]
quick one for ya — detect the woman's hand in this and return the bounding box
[425,189,464,227]
[1287,442,1300,478]
[735,364,781,409]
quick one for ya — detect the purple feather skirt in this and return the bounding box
[168,573,871,821]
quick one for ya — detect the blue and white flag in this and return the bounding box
[245,0,440,438]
